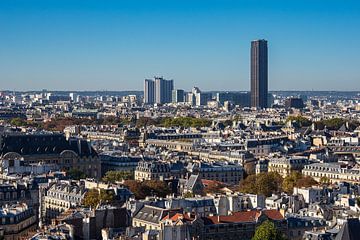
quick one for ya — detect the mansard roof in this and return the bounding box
[0,133,97,158]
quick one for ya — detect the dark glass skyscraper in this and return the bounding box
[251,39,268,108]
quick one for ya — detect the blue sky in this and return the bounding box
[0,0,359,91]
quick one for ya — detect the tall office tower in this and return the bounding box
[251,39,268,108]
[172,89,185,103]
[144,79,155,104]
[155,77,174,104]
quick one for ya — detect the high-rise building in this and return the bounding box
[251,39,268,108]
[155,77,174,104]
[144,77,174,104]
[144,79,155,104]
[172,89,185,103]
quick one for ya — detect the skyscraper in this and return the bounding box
[144,77,174,104]
[251,39,268,108]
[144,79,155,104]
[155,77,174,104]
[172,89,185,103]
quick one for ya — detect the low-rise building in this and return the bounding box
[192,209,287,240]
[41,180,87,223]
[187,161,243,185]
[302,163,360,184]
[268,156,309,177]
[135,161,171,181]
[0,203,37,240]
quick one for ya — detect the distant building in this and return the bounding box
[186,92,196,105]
[155,77,174,104]
[285,97,305,109]
[216,92,251,107]
[196,92,212,106]
[191,87,212,106]
[144,79,155,104]
[251,39,268,108]
[144,77,174,104]
[172,89,185,103]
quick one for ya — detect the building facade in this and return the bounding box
[172,89,185,103]
[144,79,155,104]
[251,39,268,108]
[0,133,101,178]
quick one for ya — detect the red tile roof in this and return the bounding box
[161,213,194,222]
[204,209,284,225]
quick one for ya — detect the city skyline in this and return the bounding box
[1,0,360,91]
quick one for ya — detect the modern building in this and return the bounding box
[144,77,174,104]
[155,77,174,104]
[251,39,268,108]
[144,79,155,104]
[172,89,185,103]
[216,92,251,107]
[285,97,305,109]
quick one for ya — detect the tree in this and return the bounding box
[82,189,114,208]
[286,116,312,127]
[66,168,87,180]
[10,117,27,127]
[143,180,171,198]
[102,171,134,183]
[123,180,151,199]
[183,192,195,198]
[320,176,330,185]
[161,117,212,128]
[252,220,286,240]
[239,173,283,197]
[123,180,171,199]
[256,172,283,197]
[204,181,226,194]
[282,172,317,194]
[239,175,258,194]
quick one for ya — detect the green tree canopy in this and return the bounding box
[102,171,134,183]
[282,172,318,194]
[82,189,114,208]
[123,180,171,199]
[161,117,212,128]
[66,168,87,180]
[252,220,286,240]
[315,118,350,130]
[10,117,27,127]
[286,115,312,127]
[239,172,283,197]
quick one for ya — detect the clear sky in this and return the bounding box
[0,0,359,91]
